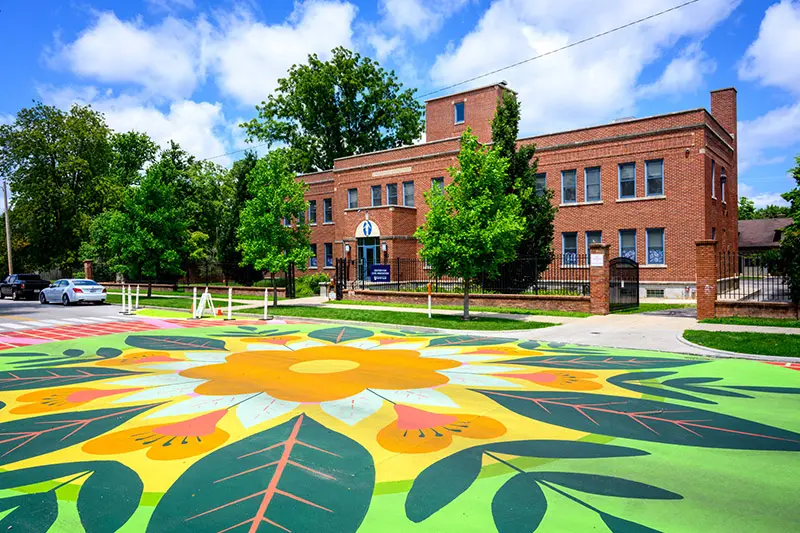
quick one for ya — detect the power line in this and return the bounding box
[199,0,702,162]
[418,0,702,100]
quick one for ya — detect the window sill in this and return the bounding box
[559,200,603,207]
[454,121,465,125]
[560,264,589,269]
[323,266,335,270]
[323,222,335,225]
[309,223,317,226]
[616,195,666,203]
[641,264,667,269]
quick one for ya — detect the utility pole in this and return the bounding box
[3,178,12,275]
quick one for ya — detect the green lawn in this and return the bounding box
[612,303,695,314]
[683,330,800,358]
[329,299,590,318]
[109,290,274,301]
[701,316,800,328]
[240,306,555,331]
[106,295,194,309]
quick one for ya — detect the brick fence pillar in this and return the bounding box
[589,243,610,315]
[83,260,94,281]
[695,240,718,320]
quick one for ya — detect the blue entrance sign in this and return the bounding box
[369,264,391,283]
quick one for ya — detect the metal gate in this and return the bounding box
[334,258,349,301]
[609,257,639,311]
[284,263,296,299]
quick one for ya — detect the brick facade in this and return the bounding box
[299,83,739,298]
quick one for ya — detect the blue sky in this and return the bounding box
[1,0,798,207]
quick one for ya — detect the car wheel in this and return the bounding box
[11,289,19,300]
[39,292,48,305]
[62,294,70,306]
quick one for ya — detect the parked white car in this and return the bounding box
[40,279,107,306]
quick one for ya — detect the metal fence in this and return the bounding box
[717,252,790,302]
[345,255,590,296]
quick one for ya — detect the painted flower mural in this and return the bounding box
[0,322,798,533]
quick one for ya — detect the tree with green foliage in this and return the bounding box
[415,130,524,319]
[738,196,757,220]
[241,47,424,173]
[238,149,313,305]
[88,149,191,296]
[219,152,259,282]
[491,90,556,270]
[780,156,800,308]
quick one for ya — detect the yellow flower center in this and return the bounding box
[290,359,360,374]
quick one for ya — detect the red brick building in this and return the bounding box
[298,83,738,299]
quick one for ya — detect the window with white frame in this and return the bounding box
[646,228,665,265]
[309,244,317,268]
[619,163,636,198]
[711,160,716,199]
[432,176,444,193]
[371,185,382,206]
[324,243,333,267]
[561,170,577,204]
[720,169,727,203]
[645,159,664,196]
[386,183,398,205]
[619,229,636,260]
[323,198,332,223]
[403,181,415,207]
[309,200,317,224]
[347,188,358,209]
[586,231,602,252]
[535,173,546,195]
[562,232,578,265]
[585,167,601,202]
[454,101,465,124]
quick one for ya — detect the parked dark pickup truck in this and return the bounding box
[0,274,51,300]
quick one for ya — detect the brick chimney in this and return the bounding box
[425,83,514,144]
[710,88,737,142]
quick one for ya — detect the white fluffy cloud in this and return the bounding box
[638,43,716,98]
[430,0,738,134]
[207,1,356,105]
[738,101,800,173]
[739,0,800,94]
[739,184,789,207]
[380,0,470,40]
[53,12,206,100]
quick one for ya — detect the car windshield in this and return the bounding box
[73,280,99,286]
[18,274,42,281]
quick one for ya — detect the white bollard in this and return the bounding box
[192,287,198,319]
[127,285,133,314]
[263,287,269,320]
[119,284,127,314]
[135,285,140,310]
[427,282,432,319]
[226,287,234,320]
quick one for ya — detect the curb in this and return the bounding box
[675,333,800,363]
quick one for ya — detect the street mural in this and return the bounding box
[0,320,798,532]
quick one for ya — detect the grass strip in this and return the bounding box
[700,316,800,328]
[612,303,695,314]
[329,299,589,318]
[683,330,800,358]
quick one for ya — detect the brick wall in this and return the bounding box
[425,84,509,143]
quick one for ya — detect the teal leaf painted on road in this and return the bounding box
[725,385,800,395]
[608,372,716,404]
[534,472,681,500]
[0,492,58,533]
[125,335,226,351]
[308,326,374,344]
[600,512,664,533]
[428,335,516,347]
[491,473,547,533]
[505,355,707,370]
[485,440,648,459]
[0,404,158,466]
[0,367,142,391]
[406,448,483,522]
[147,413,374,533]
[475,390,800,451]
[212,329,300,338]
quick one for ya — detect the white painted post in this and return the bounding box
[263,287,269,320]
[427,282,432,319]
[192,287,198,319]
[119,284,127,314]
[226,287,233,320]
[135,284,140,310]
[127,285,133,314]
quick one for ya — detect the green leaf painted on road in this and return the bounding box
[505,355,707,370]
[0,367,142,391]
[474,390,800,451]
[0,404,157,466]
[212,328,300,338]
[147,413,374,533]
[491,473,547,533]
[608,372,716,404]
[428,335,516,347]
[308,326,373,344]
[125,335,226,351]
[406,447,483,522]
[485,440,648,459]
[534,472,681,500]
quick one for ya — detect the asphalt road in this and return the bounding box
[0,295,128,331]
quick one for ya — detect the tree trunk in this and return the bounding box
[463,279,470,320]
[272,272,278,307]
[147,280,152,298]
